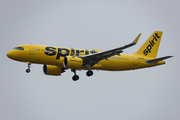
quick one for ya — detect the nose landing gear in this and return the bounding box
[26,62,31,73]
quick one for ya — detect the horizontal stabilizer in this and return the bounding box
[146,56,173,64]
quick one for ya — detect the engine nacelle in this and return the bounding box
[43,65,62,76]
[63,56,83,69]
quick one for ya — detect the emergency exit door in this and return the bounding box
[133,56,138,65]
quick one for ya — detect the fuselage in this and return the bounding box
[6,44,165,71]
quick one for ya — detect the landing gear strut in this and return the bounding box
[71,69,79,81]
[26,62,31,73]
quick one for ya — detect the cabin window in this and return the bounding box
[13,47,24,50]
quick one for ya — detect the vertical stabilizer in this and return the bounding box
[133,31,163,58]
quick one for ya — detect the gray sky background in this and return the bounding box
[0,0,179,120]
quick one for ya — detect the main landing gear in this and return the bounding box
[86,70,93,77]
[85,63,93,77]
[71,69,79,81]
[26,62,31,73]
[71,69,94,81]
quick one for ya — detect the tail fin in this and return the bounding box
[133,31,163,58]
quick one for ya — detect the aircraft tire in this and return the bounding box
[86,70,93,77]
[72,75,79,81]
[26,69,30,73]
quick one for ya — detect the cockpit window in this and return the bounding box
[13,47,24,50]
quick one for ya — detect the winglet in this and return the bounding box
[133,33,141,44]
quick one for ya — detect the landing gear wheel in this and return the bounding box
[26,62,31,73]
[26,69,30,73]
[86,70,93,77]
[72,75,79,81]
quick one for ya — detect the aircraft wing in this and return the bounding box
[81,33,141,66]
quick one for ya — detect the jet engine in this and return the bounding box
[63,56,83,69]
[43,65,62,76]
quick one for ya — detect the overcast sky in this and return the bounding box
[0,0,179,120]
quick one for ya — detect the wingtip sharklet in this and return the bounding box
[133,33,141,44]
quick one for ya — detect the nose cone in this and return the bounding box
[7,51,10,58]
[6,51,13,59]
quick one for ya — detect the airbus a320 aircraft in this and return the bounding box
[7,31,172,81]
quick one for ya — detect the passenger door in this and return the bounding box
[29,45,35,55]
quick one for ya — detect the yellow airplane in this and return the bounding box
[6,31,172,81]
